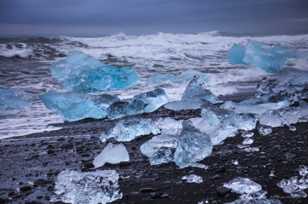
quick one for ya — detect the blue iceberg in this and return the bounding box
[40,91,108,121]
[0,87,29,111]
[228,44,246,65]
[51,52,139,92]
[228,41,293,73]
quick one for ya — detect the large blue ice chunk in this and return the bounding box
[228,44,246,65]
[51,52,139,92]
[40,91,109,121]
[0,87,29,111]
[228,41,293,73]
[107,88,168,119]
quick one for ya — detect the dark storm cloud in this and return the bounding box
[0,0,308,36]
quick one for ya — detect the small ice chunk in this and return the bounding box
[224,177,262,195]
[107,88,168,119]
[242,138,254,145]
[140,134,178,165]
[40,91,107,121]
[258,126,272,136]
[0,87,29,111]
[51,51,138,92]
[53,170,122,204]
[93,143,129,168]
[164,100,202,111]
[182,174,203,184]
[277,165,308,198]
[174,121,213,168]
[100,118,160,142]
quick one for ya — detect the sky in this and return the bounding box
[0,0,308,36]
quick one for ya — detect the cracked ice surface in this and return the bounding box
[277,165,308,198]
[93,143,130,168]
[53,170,122,204]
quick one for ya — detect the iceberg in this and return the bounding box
[93,143,129,168]
[53,170,122,204]
[277,165,308,198]
[0,87,29,111]
[140,121,213,168]
[100,118,160,142]
[51,52,138,92]
[228,41,293,73]
[182,174,203,184]
[40,91,107,121]
[107,88,168,119]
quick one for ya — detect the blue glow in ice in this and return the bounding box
[228,41,293,73]
[228,44,246,65]
[51,52,139,92]
[40,91,107,121]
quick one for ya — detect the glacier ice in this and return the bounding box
[228,44,246,65]
[40,91,108,121]
[228,41,292,73]
[182,174,203,184]
[50,52,138,92]
[100,118,160,142]
[107,88,168,119]
[155,117,183,135]
[93,143,129,168]
[173,121,213,168]
[277,165,308,198]
[53,170,122,204]
[0,88,29,111]
[224,177,262,195]
[140,121,213,168]
[191,108,257,145]
[224,177,281,204]
[140,134,178,165]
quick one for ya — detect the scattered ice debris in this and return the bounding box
[50,51,139,92]
[53,170,122,204]
[107,88,168,119]
[141,121,213,168]
[93,143,129,168]
[224,177,281,204]
[164,100,202,111]
[241,132,254,138]
[228,41,293,73]
[100,118,160,142]
[232,160,239,166]
[0,87,29,111]
[289,125,296,132]
[277,165,308,198]
[0,43,33,58]
[182,174,203,184]
[40,91,107,121]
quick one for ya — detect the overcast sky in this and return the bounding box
[0,0,308,36]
